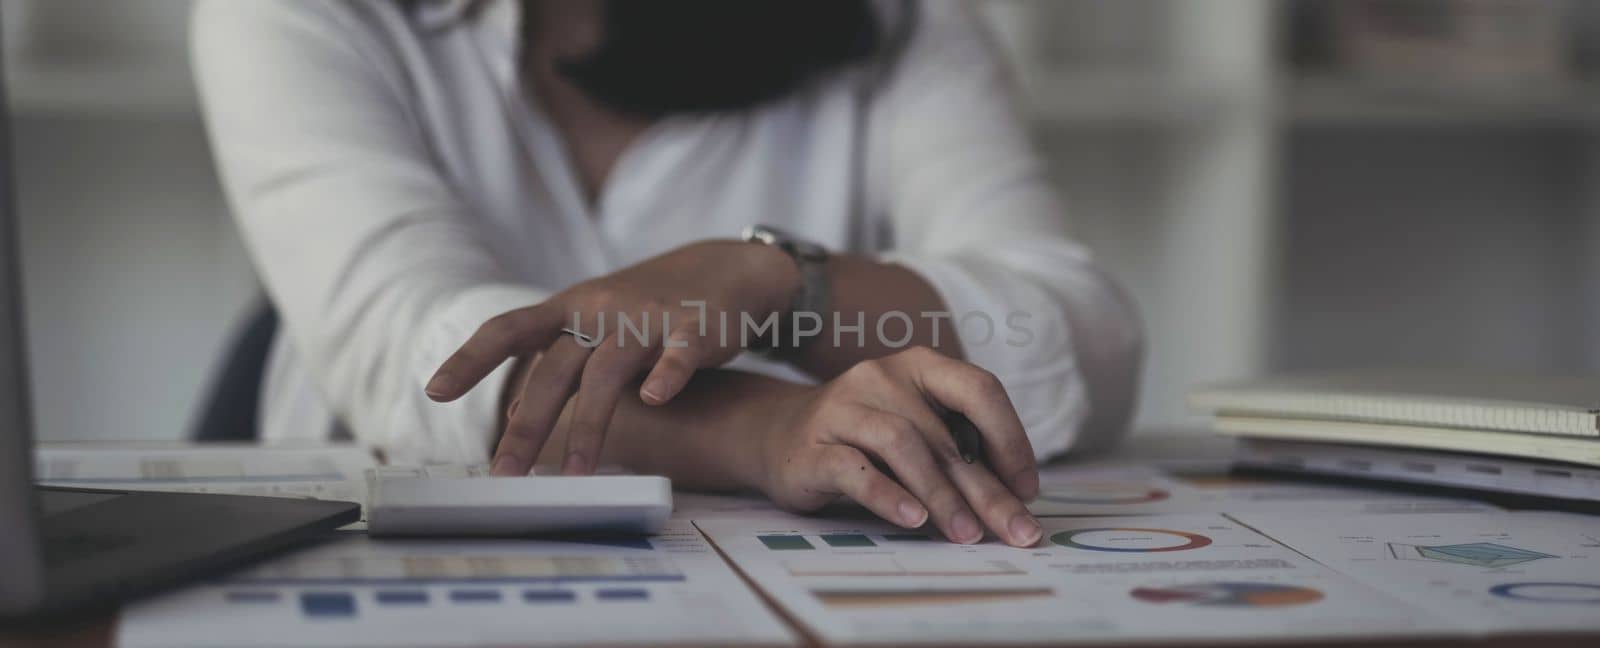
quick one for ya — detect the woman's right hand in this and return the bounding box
[754,347,1044,547]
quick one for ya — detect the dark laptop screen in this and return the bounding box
[0,20,48,612]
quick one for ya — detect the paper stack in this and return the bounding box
[1189,369,1600,505]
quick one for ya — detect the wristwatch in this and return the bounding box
[742,224,831,356]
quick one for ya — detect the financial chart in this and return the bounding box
[117,522,794,648]
[698,514,1454,645]
[1236,511,1600,633]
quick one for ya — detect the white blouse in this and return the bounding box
[190,0,1143,464]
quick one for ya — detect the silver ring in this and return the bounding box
[559,326,598,346]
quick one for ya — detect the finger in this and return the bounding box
[564,334,656,475]
[904,350,1039,500]
[639,320,712,405]
[427,303,563,402]
[858,382,1036,545]
[865,384,965,465]
[500,353,540,423]
[490,335,590,476]
[836,408,983,544]
[817,445,927,529]
[945,459,1041,547]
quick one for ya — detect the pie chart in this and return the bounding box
[1050,528,1212,552]
[1038,482,1169,505]
[1488,582,1600,604]
[1131,582,1324,608]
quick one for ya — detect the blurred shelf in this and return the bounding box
[1286,75,1600,129]
[6,57,198,120]
[1023,70,1255,130]
[1022,71,1600,131]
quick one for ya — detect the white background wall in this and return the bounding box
[12,117,252,441]
[6,0,255,441]
[1002,0,1600,433]
[1277,130,1591,373]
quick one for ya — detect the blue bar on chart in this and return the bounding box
[300,592,357,618]
[375,590,429,606]
[522,589,578,604]
[758,535,814,550]
[224,553,683,586]
[821,534,876,548]
[595,588,650,601]
[449,589,503,604]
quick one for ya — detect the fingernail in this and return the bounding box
[1009,514,1042,546]
[898,501,928,527]
[640,379,667,404]
[561,452,588,475]
[506,399,520,419]
[950,511,982,544]
[425,373,454,399]
[1013,470,1040,501]
[490,455,519,476]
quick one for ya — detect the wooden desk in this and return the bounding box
[8,434,1599,648]
[0,622,111,648]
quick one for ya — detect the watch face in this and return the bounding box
[743,225,827,262]
[743,225,786,245]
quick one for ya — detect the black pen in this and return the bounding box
[943,411,983,464]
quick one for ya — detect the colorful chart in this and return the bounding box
[760,533,925,550]
[812,587,1055,609]
[1487,582,1600,604]
[1051,528,1213,553]
[226,553,682,585]
[1130,582,1324,608]
[783,556,1025,578]
[1038,482,1170,505]
[224,586,633,620]
[1386,542,1555,568]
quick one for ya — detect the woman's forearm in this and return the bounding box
[532,369,805,492]
[788,254,961,379]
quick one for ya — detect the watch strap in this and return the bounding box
[742,226,831,356]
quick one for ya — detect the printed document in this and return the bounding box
[118,520,795,647]
[35,443,376,484]
[1235,511,1600,633]
[697,514,1455,645]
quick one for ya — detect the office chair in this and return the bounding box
[190,301,276,441]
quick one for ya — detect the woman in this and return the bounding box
[192,0,1142,547]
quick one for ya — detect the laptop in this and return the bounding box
[0,37,360,626]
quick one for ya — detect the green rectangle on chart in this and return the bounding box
[821,534,876,548]
[759,535,814,550]
[882,533,933,542]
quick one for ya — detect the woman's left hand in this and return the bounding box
[752,347,1042,546]
[424,240,799,476]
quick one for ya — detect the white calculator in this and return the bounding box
[365,464,672,537]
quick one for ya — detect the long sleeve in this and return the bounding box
[191,1,542,462]
[869,1,1144,460]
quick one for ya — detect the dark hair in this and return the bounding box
[555,0,881,118]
